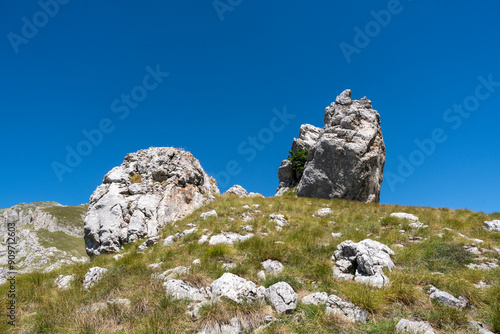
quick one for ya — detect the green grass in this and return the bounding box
[36,229,86,257]
[41,203,88,228]
[0,194,498,333]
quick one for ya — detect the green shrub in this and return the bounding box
[287,148,309,182]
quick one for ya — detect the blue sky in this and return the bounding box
[1,1,499,213]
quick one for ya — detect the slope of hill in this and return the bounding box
[0,202,88,275]
[0,194,498,333]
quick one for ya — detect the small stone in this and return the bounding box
[54,274,75,290]
[200,210,217,220]
[316,208,333,217]
[192,259,201,265]
[261,259,284,276]
[302,292,328,305]
[83,267,108,289]
[484,220,500,232]
[267,282,297,314]
[395,319,435,334]
[163,235,176,246]
[390,213,419,221]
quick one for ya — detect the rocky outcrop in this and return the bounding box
[84,147,219,257]
[484,220,500,232]
[276,90,385,203]
[396,319,435,334]
[276,124,322,196]
[0,202,88,275]
[225,185,248,197]
[332,239,394,288]
[325,294,368,323]
[427,285,467,309]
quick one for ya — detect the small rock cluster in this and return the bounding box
[332,239,394,288]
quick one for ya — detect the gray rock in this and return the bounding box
[332,239,394,287]
[325,294,368,323]
[153,266,190,280]
[267,282,297,314]
[208,233,254,245]
[163,279,209,302]
[54,274,75,290]
[302,292,328,305]
[225,185,248,197]
[83,267,108,289]
[210,273,265,303]
[275,160,295,196]
[316,208,333,217]
[261,259,284,276]
[469,320,495,334]
[257,270,266,281]
[138,236,161,251]
[248,192,264,198]
[200,210,217,220]
[269,214,288,230]
[107,298,131,308]
[427,285,467,309]
[395,319,435,334]
[390,213,419,221]
[163,235,176,246]
[294,90,385,203]
[84,147,219,258]
[180,227,198,238]
[466,262,499,270]
[241,225,253,232]
[484,220,500,232]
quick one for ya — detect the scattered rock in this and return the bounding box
[225,185,248,197]
[302,292,328,305]
[333,239,394,288]
[316,208,333,217]
[208,233,254,245]
[427,285,467,309]
[222,262,236,270]
[193,259,201,265]
[295,90,385,203]
[325,294,368,323]
[409,222,428,229]
[269,214,288,229]
[466,262,499,270]
[331,232,342,238]
[113,254,124,260]
[484,220,500,232]
[241,225,253,232]
[163,279,210,302]
[261,260,284,276]
[107,298,131,308]
[153,266,190,280]
[148,262,163,269]
[180,227,198,238]
[163,235,176,246]
[469,320,495,334]
[242,213,253,222]
[464,246,482,255]
[138,236,161,251]
[395,319,435,334]
[200,210,217,220]
[266,282,297,314]
[248,192,264,198]
[84,147,219,258]
[83,267,108,289]
[390,213,419,221]
[210,273,266,303]
[198,235,209,244]
[76,302,108,313]
[257,270,266,281]
[54,274,75,290]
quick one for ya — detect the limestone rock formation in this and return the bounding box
[396,319,435,334]
[266,282,297,314]
[84,147,219,258]
[276,90,385,203]
[0,202,88,275]
[325,294,368,323]
[276,124,322,196]
[225,185,248,197]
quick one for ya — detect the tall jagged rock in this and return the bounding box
[84,147,219,258]
[277,90,385,203]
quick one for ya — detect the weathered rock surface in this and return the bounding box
[261,259,283,276]
[427,285,467,309]
[302,292,328,305]
[395,319,435,334]
[277,90,385,203]
[266,282,297,314]
[207,232,254,245]
[316,208,333,217]
[164,279,210,302]
[276,124,322,196]
[333,239,394,288]
[484,220,500,232]
[225,185,248,197]
[84,147,219,258]
[210,273,266,303]
[0,202,88,275]
[83,267,108,289]
[200,210,217,220]
[325,294,368,323]
[390,212,419,221]
[55,274,75,290]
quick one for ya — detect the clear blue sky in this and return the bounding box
[1,1,499,213]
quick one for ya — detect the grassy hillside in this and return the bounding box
[1,194,498,333]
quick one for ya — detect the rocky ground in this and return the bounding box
[1,192,498,333]
[0,202,88,280]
